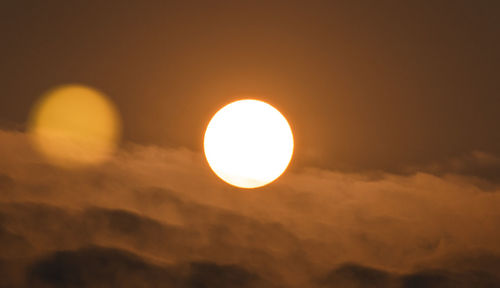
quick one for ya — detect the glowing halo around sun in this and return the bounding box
[204,99,294,188]
[28,84,121,168]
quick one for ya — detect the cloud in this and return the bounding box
[0,200,297,286]
[414,150,500,189]
[27,246,178,288]
[0,129,499,287]
[319,259,500,288]
[319,263,395,288]
[0,202,272,287]
[27,246,260,288]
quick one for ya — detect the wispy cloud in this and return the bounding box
[0,130,499,287]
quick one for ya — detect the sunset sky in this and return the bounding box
[1,1,499,287]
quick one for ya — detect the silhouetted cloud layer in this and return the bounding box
[27,246,260,288]
[320,258,500,288]
[0,130,499,287]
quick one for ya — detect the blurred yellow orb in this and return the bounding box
[28,85,121,168]
[204,99,294,188]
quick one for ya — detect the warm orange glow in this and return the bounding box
[28,85,121,168]
[204,99,294,188]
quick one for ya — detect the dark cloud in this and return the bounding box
[0,203,269,287]
[0,225,32,259]
[408,151,500,189]
[0,199,300,286]
[320,261,500,288]
[28,246,178,288]
[26,246,261,288]
[320,263,395,288]
[186,262,260,288]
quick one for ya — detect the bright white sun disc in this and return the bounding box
[204,99,294,188]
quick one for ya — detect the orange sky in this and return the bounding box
[1,1,499,177]
[0,1,499,287]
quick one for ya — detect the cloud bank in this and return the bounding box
[0,130,499,287]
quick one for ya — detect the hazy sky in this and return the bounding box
[0,1,499,287]
[1,1,499,175]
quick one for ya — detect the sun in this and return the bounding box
[204,99,294,188]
